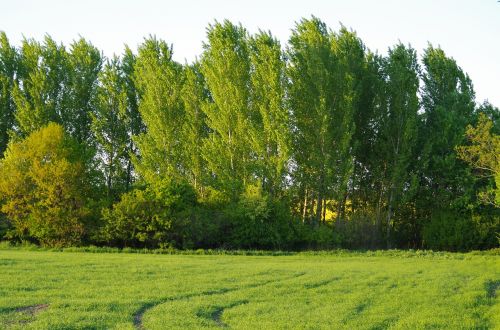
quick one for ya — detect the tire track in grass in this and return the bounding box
[133,271,306,329]
[303,276,340,289]
[196,300,249,328]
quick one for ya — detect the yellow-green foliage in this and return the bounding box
[0,123,89,246]
[457,113,500,207]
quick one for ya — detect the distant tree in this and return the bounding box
[0,123,92,246]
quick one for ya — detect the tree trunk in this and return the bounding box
[302,188,308,223]
[386,186,394,249]
[322,199,327,224]
[315,191,323,227]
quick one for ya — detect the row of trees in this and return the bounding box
[0,18,498,250]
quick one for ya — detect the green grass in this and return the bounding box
[0,249,498,329]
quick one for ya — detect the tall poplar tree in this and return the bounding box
[0,32,17,156]
[287,17,334,224]
[418,45,477,213]
[249,31,290,196]
[91,57,129,201]
[133,37,184,184]
[64,38,102,145]
[377,44,419,246]
[288,18,358,224]
[121,46,144,190]
[200,21,254,198]
[181,64,208,192]
[329,27,366,222]
[13,36,69,135]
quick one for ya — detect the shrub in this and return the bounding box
[100,180,198,248]
[422,209,499,251]
[224,184,294,249]
[0,123,92,247]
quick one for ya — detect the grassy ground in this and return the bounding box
[0,249,498,329]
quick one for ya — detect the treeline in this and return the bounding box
[0,18,498,250]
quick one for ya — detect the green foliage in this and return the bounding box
[90,56,129,201]
[0,21,498,251]
[422,209,499,251]
[100,180,197,248]
[132,37,185,184]
[457,113,500,207]
[225,184,293,249]
[200,20,254,198]
[249,31,290,196]
[0,123,91,246]
[13,36,68,135]
[0,32,17,156]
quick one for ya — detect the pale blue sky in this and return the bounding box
[1,0,499,106]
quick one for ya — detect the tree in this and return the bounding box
[181,63,208,193]
[91,57,129,201]
[0,123,91,246]
[457,113,500,207]
[13,36,69,135]
[376,44,420,247]
[64,38,102,145]
[132,37,185,184]
[287,17,334,224]
[200,20,255,198]
[121,46,144,190]
[249,30,290,197]
[0,32,18,156]
[287,18,358,225]
[418,45,477,211]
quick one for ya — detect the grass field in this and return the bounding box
[0,249,499,329]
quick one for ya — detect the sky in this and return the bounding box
[1,0,499,106]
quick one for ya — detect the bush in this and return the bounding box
[0,123,92,247]
[224,184,293,249]
[100,180,198,248]
[422,209,499,251]
[291,221,341,250]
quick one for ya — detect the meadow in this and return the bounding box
[0,248,499,329]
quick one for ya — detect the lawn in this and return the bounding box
[0,249,498,329]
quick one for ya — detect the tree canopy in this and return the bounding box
[0,19,498,250]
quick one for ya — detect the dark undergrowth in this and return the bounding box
[1,241,498,258]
